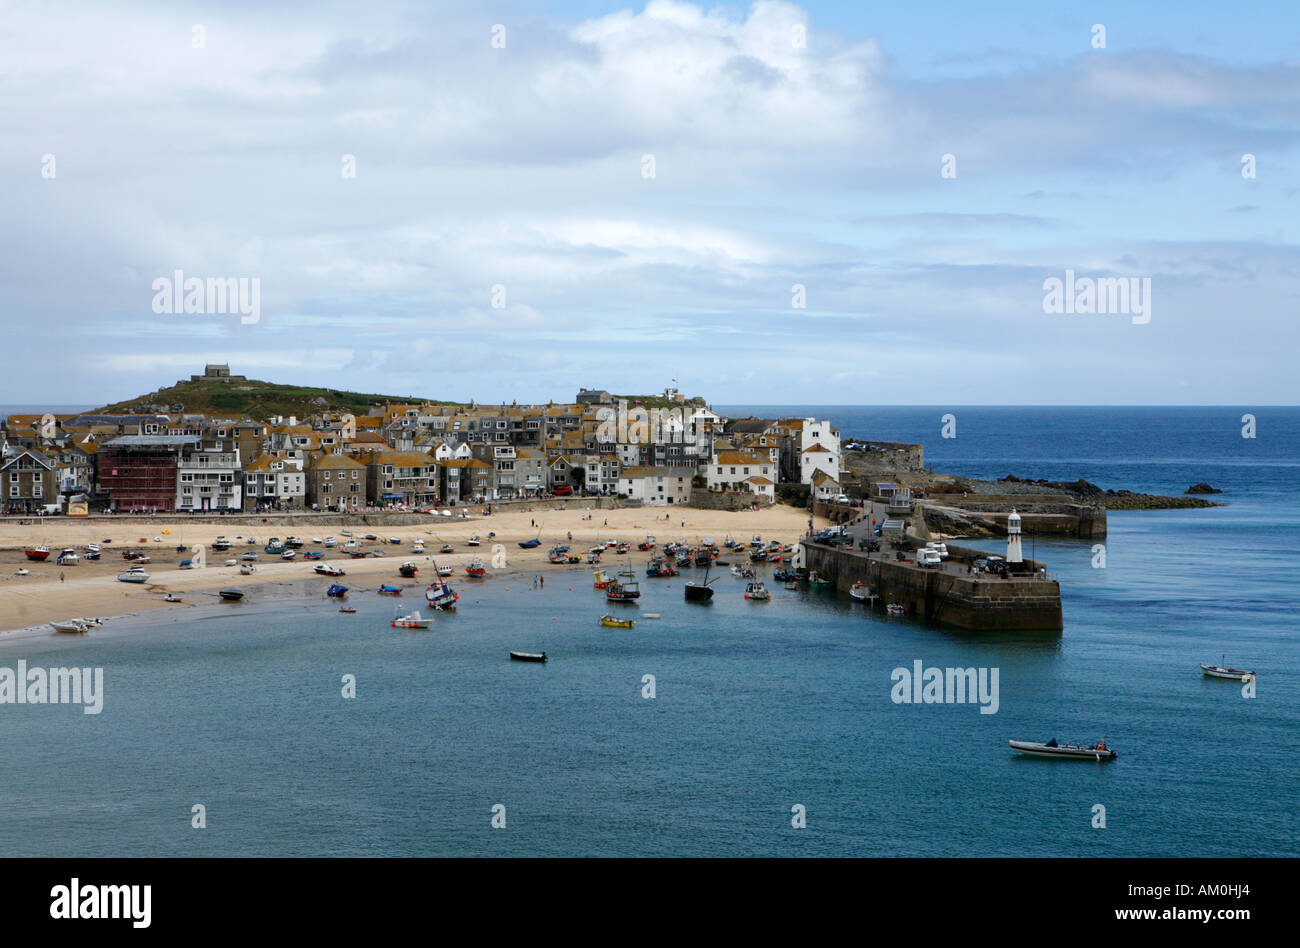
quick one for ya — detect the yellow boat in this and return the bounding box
[600,614,635,629]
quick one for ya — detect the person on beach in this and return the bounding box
[540,576,544,589]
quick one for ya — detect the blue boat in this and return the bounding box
[518,538,541,549]
[326,584,348,597]
[378,584,402,595]
[304,551,324,560]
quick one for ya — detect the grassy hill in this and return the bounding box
[96,377,461,419]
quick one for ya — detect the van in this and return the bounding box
[552,484,573,496]
[915,548,943,568]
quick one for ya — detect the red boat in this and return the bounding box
[465,560,487,577]
[605,581,641,601]
[24,546,50,561]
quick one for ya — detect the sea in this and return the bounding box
[1,406,1296,857]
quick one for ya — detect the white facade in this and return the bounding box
[177,447,243,511]
[799,418,841,485]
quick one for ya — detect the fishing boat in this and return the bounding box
[435,563,454,577]
[510,650,546,663]
[1201,658,1255,681]
[731,563,755,579]
[117,568,150,583]
[218,588,244,601]
[465,560,487,577]
[600,614,635,629]
[749,549,769,563]
[548,546,568,563]
[615,542,630,555]
[646,557,676,577]
[592,569,612,589]
[440,544,455,554]
[398,561,420,578]
[1009,739,1117,761]
[638,536,656,551]
[412,541,425,554]
[675,551,692,568]
[264,538,285,554]
[281,550,296,561]
[518,538,541,549]
[886,602,906,616]
[685,564,716,602]
[304,551,324,560]
[849,583,877,604]
[467,536,481,547]
[212,538,232,551]
[605,580,641,601]
[285,537,305,549]
[314,562,346,576]
[378,585,402,596]
[425,580,460,610]
[586,551,602,564]
[391,610,433,629]
[744,581,770,601]
[24,546,50,561]
[807,572,832,588]
[326,584,349,598]
[694,549,713,567]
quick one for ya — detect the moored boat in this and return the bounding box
[600,614,635,629]
[685,564,716,602]
[314,562,346,576]
[218,588,244,601]
[117,568,149,583]
[850,583,877,603]
[605,580,641,601]
[465,560,487,577]
[518,538,541,549]
[391,610,432,629]
[24,546,50,561]
[50,619,91,634]
[425,580,459,610]
[326,583,349,597]
[510,650,546,663]
[378,585,402,595]
[1201,660,1255,681]
[1009,739,1117,761]
[398,561,420,578]
[744,581,770,600]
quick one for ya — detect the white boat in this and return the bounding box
[849,583,877,603]
[57,549,79,565]
[323,536,337,547]
[744,581,770,601]
[240,564,256,575]
[314,562,346,577]
[223,559,237,567]
[436,564,454,577]
[50,619,91,634]
[1201,661,1255,681]
[1009,739,1117,761]
[164,593,182,603]
[86,543,100,554]
[886,602,906,616]
[341,529,354,537]
[412,541,425,554]
[312,537,323,544]
[281,550,296,560]
[241,552,258,561]
[467,536,481,546]
[117,569,149,583]
[391,610,433,629]
[15,568,30,576]
[388,536,402,545]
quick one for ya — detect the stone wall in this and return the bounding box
[688,490,774,511]
[842,441,925,475]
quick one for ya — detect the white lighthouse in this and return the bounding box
[1007,508,1023,564]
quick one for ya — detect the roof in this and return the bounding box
[802,443,832,453]
[714,450,767,466]
[745,476,774,485]
[369,451,435,466]
[311,454,366,470]
[102,435,202,448]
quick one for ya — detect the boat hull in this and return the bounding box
[510,651,546,663]
[1201,665,1255,681]
[1009,740,1116,761]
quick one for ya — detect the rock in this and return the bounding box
[1186,483,1222,494]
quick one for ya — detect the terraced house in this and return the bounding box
[306,453,366,511]
[1,447,59,513]
[365,450,438,507]
[176,444,243,511]
[243,454,306,510]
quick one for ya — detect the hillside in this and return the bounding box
[95,377,461,419]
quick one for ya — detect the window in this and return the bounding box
[33,481,42,497]
[8,485,17,498]
[323,472,330,480]
[352,471,358,480]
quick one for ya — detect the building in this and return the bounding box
[365,450,438,507]
[706,450,777,493]
[243,454,306,510]
[176,445,243,511]
[306,454,367,511]
[98,435,200,512]
[1,447,59,514]
[576,388,613,406]
[617,466,694,505]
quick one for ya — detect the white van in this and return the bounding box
[915,548,943,568]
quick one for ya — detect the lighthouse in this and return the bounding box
[1007,508,1023,564]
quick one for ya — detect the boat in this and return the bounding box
[518,538,541,549]
[440,544,455,554]
[592,569,612,589]
[117,569,149,583]
[264,538,285,554]
[164,593,182,603]
[378,585,402,595]
[50,619,91,634]
[685,564,716,602]
[585,551,602,564]
[646,557,676,577]
[388,537,402,545]
[311,537,323,545]
[886,602,906,616]
[24,546,50,561]
[323,536,337,547]
[730,563,755,579]
[339,607,357,614]
[425,580,459,610]
[643,613,661,619]
[675,551,692,568]
[340,530,354,537]
[281,550,296,560]
[285,537,305,549]
[807,572,832,588]
[600,614,635,629]
[84,550,101,560]
[435,563,454,577]
[466,536,481,547]
[694,550,713,567]
[398,561,420,578]
[744,581,770,601]
[412,541,425,554]
[784,581,799,591]
[314,563,346,576]
[223,559,237,567]
[241,552,258,561]
[849,583,877,603]
[1201,658,1255,681]
[212,538,231,551]
[364,534,379,541]
[465,560,487,577]
[326,584,349,597]
[606,580,641,601]
[749,549,769,562]
[615,542,630,555]
[239,564,256,575]
[1009,739,1117,761]
[57,548,79,565]
[510,650,547,663]
[391,610,433,629]
[638,536,656,551]
[218,588,244,601]
[304,551,324,560]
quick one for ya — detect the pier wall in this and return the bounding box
[689,490,775,511]
[802,541,1063,632]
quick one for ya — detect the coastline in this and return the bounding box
[0,504,820,636]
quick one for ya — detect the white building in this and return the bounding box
[177,446,242,511]
[617,466,693,505]
[706,450,777,493]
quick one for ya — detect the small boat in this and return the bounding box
[24,546,51,561]
[412,541,425,554]
[388,537,402,545]
[518,538,541,549]
[364,534,379,541]
[510,650,547,663]
[592,569,612,589]
[1009,739,1117,761]
[643,613,661,619]
[340,530,354,537]
[323,536,337,547]
[646,558,676,577]
[399,561,419,578]
[807,572,832,588]
[606,580,641,601]
[223,559,237,567]
[281,550,296,560]
[304,551,324,560]
[440,544,455,554]
[314,563,346,576]
[117,569,149,583]
[886,602,906,616]
[391,610,432,629]
[600,614,635,629]
[285,537,305,549]
[744,581,770,601]
[177,558,194,570]
[586,551,602,564]
[311,537,323,545]
[241,552,258,561]
[84,550,101,560]
[425,580,459,610]
[467,536,481,547]
[850,583,877,603]
[615,542,629,555]
[784,581,799,591]
[1201,658,1255,681]
[213,538,232,551]
[164,593,182,603]
[685,565,716,602]
[435,563,454,577]
[219,588,244,601]
[378,585,402,596]
[57,549,79,565]
[327,584,349,598]
[264,538,285,554]
[50,619,90,634]
[239,564,256,575]
[694,550,713,567]
[730,564,754,579]
[339,607,357,614]
[465,560,487,577]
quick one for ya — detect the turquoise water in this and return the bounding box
[1,407,1296,856]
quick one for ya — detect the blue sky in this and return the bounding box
[3,0,1297,406]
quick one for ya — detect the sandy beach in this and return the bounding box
[0,504,823,635]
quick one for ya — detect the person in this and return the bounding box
[60,572,65,582]
[539,575,544,589]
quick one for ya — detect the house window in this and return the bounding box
[322,484,331,494]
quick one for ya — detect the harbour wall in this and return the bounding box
[801,541,1064,632]
[688,490,775,511]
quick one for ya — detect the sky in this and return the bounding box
[2,0,1297,406]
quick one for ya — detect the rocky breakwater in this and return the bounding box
[996,475,1225,510]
